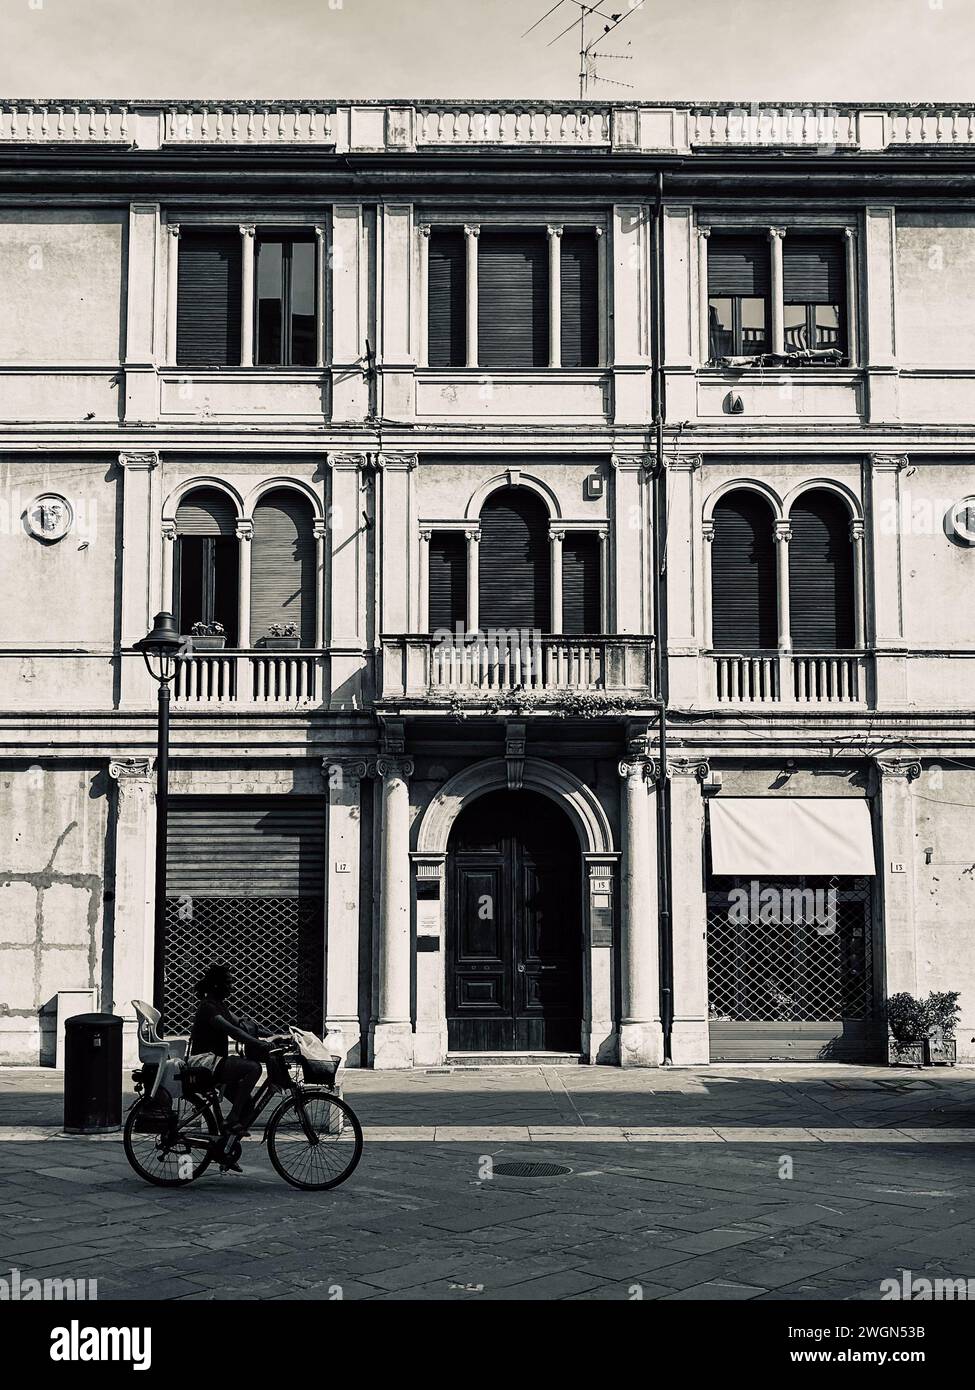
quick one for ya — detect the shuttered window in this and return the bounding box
[709,237,771,298]
[176,231,242,366]
[783,236,846,354]
[708,235,770,358]
[250,490,317,647]
[562,532,601,634]
[560,232,599,368]
[788,491,855,650]
[477,232,548,368]
[428,531,467,634]
[478,488,551,631]
[428,229,466,368]
[175,488,239,644]
[711,492,777,651]
[166,796,326,897]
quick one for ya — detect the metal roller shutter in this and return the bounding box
[176,230,242,367]
[428,229,466,367]
[428,531,467,633]
[711,493,777,650]
[477,231,548,368]
[562,532,601,634]
[250,490,317,647]
[175,488,237,536]
[708,235,771,297]
[788,491,855,650]
[166,796,326,897]
[560,231,599,368]
[478,488,551,631]
[783,236,845,303]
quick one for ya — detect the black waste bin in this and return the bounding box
[63,1013,123,1134]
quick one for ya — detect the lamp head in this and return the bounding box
[136,611,182,681]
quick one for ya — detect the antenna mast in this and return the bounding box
[524,0,641,98]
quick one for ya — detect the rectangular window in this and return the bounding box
[562,533,602,634]
[427,229,466,368]
[176,231,242,367]
[256,235,317,366]
[478,231,549,368]
[560,231,599,369]
[708,236,770,359]
[175,536,239,645]
[782,236,846,356]
[428,532,468,634]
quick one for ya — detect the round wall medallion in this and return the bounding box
[946,497,975,547]
[25,493,74,542]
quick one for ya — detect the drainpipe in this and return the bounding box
[650,169,674,1063]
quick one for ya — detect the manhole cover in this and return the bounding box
[493,1161,572,1178]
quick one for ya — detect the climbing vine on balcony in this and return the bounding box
[444,688,638,721]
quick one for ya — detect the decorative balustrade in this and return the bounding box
[380,635,653,702]
[163,106,334,144]
[0,104,130,142]
[173,652,323,707]
[712,653,869,706]
[416,105,610,146]
[689,107,858,148]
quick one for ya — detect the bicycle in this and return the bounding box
[123,1028,363,1192]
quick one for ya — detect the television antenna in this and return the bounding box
[522,1,640,98]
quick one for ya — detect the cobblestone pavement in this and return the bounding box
[2,1064,974,1302]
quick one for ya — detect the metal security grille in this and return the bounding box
[707,876,874,1026]
[162,896,325,1035]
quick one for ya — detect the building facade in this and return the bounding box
[1,99,973,1067]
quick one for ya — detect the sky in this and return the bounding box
[0,0,973,102]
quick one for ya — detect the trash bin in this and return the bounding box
[63,1012,123,1134]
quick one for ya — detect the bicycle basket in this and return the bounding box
[300,1056,338,1087]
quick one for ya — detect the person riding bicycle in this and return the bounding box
[188,963,283,1170]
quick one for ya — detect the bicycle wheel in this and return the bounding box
[123,1094,218,1188]
[266,1089,363,1191]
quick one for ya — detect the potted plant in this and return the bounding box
[886,991,960,1066]
[924,991,960,1065]
[186,621,226,651]
[259,622,301,650]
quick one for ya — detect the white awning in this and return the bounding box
[708,798,876,877]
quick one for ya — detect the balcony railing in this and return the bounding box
[173,651,324,707]
[712,652,869,706]
[380,634,653,702]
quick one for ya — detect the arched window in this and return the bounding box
[250,489,317,648]
[711,491,777,651]
[788,490,855,650]
[478,488,551,631]
[175,487,239,645]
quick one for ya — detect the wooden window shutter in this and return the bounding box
[176,230,242,367]
[478,488,551,631]
[428,230,466,367]
[788,491,855,650]
[428,532,467,633]
[562,533,601,634]
[783,236,845,304]
[711,492,777,650]
[250,490,317,648]
[175,487,237,536]
[560,231,599,368]
[477,232,548,368]
[708,236,771,297]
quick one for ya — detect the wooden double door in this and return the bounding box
[447,790,582,1052]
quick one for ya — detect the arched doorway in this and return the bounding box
[446,789,582,1052]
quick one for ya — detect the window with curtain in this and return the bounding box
[710,492,777,651]
[250,490,317,647]
[787,490,855,650]
[174,487,240,644]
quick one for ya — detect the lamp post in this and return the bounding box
[135,611,183,1009]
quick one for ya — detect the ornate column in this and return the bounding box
[239,223,256,366]
[165,222,180,364]
[465,527,480,633]
[108,758,156,1062]
[119,451,160,706]
[549,526,565,634]
[160,520,177,612]
[547,224,563,368]
[697,225,711,362]
[464,224,479,368]
[417,225,430,368]
[617,748,662,1066]
[844,227,859,366]
[371,752,416,1068]
[323,757,368,1065]
[774,518,792,652]
[668,758,711,1064]
[850,517,866,650]
[235,518,253,648]
[873,758,921,997]
[768,227,786,355]
[313,518,328,649]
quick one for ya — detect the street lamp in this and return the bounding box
[135,611,183,1009]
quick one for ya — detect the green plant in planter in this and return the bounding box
[925,991,960,1041]
[189,621,225,637]
[886,993,929,1044]
[268,622,299,639]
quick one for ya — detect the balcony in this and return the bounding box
[173,651,325,708]
[712,653,870,706]
[379,634,654,705]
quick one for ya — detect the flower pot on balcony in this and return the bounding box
[258,636,301,650]
[184,635,226,651]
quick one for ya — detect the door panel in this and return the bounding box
[447,791,581,1053]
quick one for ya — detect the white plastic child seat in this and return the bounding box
[131,999,190,1098]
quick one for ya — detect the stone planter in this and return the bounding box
[888,1039,926,1066]
[925,1037,957,1066]
[258,636,301,650]
[185,635,226,651]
